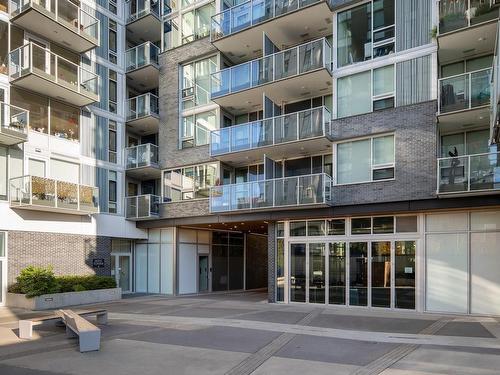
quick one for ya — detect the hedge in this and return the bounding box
[9,266,116,298]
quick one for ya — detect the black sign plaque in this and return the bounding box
[93,258,105,268]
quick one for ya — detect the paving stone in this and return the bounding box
[435,322,495,338]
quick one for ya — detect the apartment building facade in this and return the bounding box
[1,0,500,317]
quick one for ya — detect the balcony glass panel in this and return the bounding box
[9,43,99,97]
[9,0,99,41]
[439,0,497,34]
[210,173,332,212]
[126,194,160,219]
[210,38,331,98]
[211,0,321,41]
[438,152,500,194]
[210,107,331,156]
[9,175,99,213]
[127,93,159,121]
[439,68,491,113]
[0,102,29,135]
[126,42,159,72]
[125,143,159,169]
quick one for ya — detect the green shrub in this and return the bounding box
[13,266,116,298]
[16,266,60,298]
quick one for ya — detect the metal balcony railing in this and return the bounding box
[439,68,492,114]
[9,0,99,41]
[9,42,99,98]
[9,175,99,213]
[126,93,159,122]
[210,172,332,213]
[211,0,329,41]
[125,194,160,220]
[125,143,159,170]
[125,42,159,72]
[210,38,332,99]
[210,106,331,156]
[437,152,500,194]
[439,0,498,35]
[0,102,29,136]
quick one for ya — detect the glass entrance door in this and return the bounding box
[290,243,306,302]
[371,241,391,308]
[112,255,131,293]
[308,243,325,304]
[199,255,209,292]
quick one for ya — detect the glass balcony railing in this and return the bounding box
[125,143,159,170]
[438,152,500,194]
[127,93,159,122]
[210,173,332,213]
[211,0,328,41]
[0,102,29,137]
[9,175,99,214]
[210,106,331,156]
[9,42,99,99]
[439,0,498,35]
[126,42,159,72]
[210,38,332,99]
[125,194,160,220]
[9,0,99,42]
[439,68,491,114]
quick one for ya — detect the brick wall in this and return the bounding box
[267,222,276,303]
[331,101,437,206]
[245,233,268,290]
[160,199,211,219]
[7,231,112,285]
[159,38,218,169]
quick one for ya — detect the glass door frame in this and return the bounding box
[0,232,6,307]
[287,238,418,310]
[111,253,132,293]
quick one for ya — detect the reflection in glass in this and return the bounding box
[290,243,306,302]
[373,216,394,234]
[349,242,368,306]
[276,239,285,302]
[351,218,371,234]
[371,242,391,308]
[395,241,415,309]
[309,243,325,304]
[329,242,346,305]
[327,219,345,235]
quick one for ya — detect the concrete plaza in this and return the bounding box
[1,291,500,375]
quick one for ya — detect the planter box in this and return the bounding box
[7,288,122,310]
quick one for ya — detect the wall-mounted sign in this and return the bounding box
[93,258,105,268]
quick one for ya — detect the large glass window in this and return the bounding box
[395,241,415,309]
[163,163,217,202]
[371,241,391,308]
[0,21,7,75]
[309,243,326,304]
[108,170,117,214]
[11,88,48,134]
[329,242,346,305]
[182,56,217,109]
[181,110,217,148]
[290,243,306,302]
[349,242,368,306]
[337,135,395,184]
[276,237,285,302]
[50,101,80,141]
[441,129,490,158]
[337,0,395,68]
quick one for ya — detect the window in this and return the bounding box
[163,163,217,202]
[0,21,7,75]
[109,20,117,64]
[182,56,217,109]
[29,158,46,177]
[181,110,217,148]
[290,221,306,236]
[50,101,80,141]
[337,134,395,184]
[0,146,6,200]
[109,0,117,14]
[337,0,395,68]
[337,65,394,118]
[108,120,117,163]
[11,88,48,134]
[351,218,371,234]
[441,129,490,158]
[108,170,117,213]
[396,216,418,233]
[373,216,394,233]
[109,69,117,113]
[327,219,345,235]
[50,159,79,183]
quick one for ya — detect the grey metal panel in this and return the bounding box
[396,54,432,107]
[95,11,109,60]
[96,115,109,162]
[81,164,96,186]
[81,110,95,158]
[97,167,108,212]
[396,0,432,52]
[96,64,109,111]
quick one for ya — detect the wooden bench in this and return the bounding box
[18,309,107,344]
[57,309,101,352]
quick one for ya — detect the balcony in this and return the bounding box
[437,152,500,195]
[438,68,491,130]
[126,42,160,92]
[126,0,167,44]
[9,43,99,107]
[125,143,160,179]
[211,0,333,63]
[9,175,99,215]
[438,0,498,64]
[210,106,332,165]
[9,0,99,53]
[0,102,29,145]
[210,173,332,213]
[125,194,160,220]
[126,93,159,135]
[210,38,332,112]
